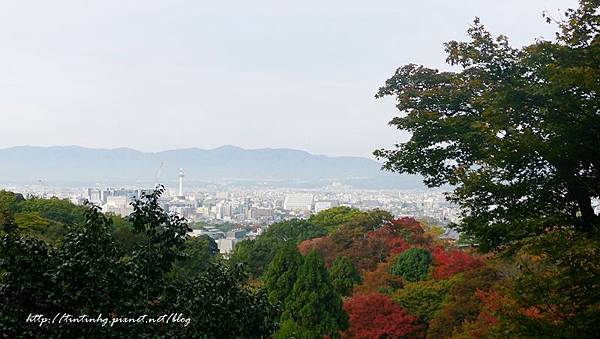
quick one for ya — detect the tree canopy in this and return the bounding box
[329,256,362,297]
[374,0,600,250]
[230,218,326,278]
[343,293,418,339]
[169,235,219,279]
[0,187,276,338]
[278,250,348,339]
[263,243,304,306]
[308,206,365,233]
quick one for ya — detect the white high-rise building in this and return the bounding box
[178,168,184,197]
[283,193,314,211]
[103,196,133,216]
[314,201,338,213]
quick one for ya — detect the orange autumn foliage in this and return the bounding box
[353,261,403,295]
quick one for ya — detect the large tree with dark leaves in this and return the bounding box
[374,1,600,250]
[0,187,276,338]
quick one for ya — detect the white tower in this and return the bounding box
[178,168,185,197]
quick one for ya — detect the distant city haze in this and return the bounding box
[0,145,424,189]
[0,0,576,157]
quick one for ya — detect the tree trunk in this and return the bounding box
[575,192,597,233]
[555,162,597,232]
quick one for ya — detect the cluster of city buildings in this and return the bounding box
[8,171,600,254]
[0,169,477,253]
[73,173,461,253]
[80,186,460,226]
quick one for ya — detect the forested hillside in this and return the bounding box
[4,189,595,337]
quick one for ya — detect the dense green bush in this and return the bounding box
[389,247,432,282]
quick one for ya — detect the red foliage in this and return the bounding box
[367,222,411,255]
[343,293,419,339]
[298,230,388,271]
[390,217,427,243]
[476,288,545,322]
[297,237,328,256]
[432,246,484,279]
[297,236,339,267]
[297,217,431,272]
[387,237,410,255]
[349,237,388,271]
[475,289,502,312]
[521,306,543,319]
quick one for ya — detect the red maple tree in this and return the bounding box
[367,225,410,255]
[432,246,483,279]
[343,293,419,339]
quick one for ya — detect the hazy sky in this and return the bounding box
[0,0,577,157]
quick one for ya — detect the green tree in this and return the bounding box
[170,235,219,279]
[0,188,277,338]
[126,186,190,307]
[0,190,24,224]
[164,262,278,338]
[230,219,326,278]
[20,196,86,226]
[229,238,265,277]
[0,191,147,249]
[278,250,348,338]
[329,256,362,297]
[263,243,304,306]
[374,1,600,250]
[12,212,65,245]
[488,228,600,338]
[52,204,130,338]
[0,216,59,337]
[393,279,451,323]
[427,267,499,338]
[342,209,393,232]
[308,206,365,233]
[109,213,147,255]
[390,247,433,282]
[263,218,327,243]
[0,191,72,244]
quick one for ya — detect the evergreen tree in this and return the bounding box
[277,250,348,338]
[263,243,304,306]
[329,256,362,297]
[390,247,432,282]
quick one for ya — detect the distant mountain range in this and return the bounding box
[0,145,425,189]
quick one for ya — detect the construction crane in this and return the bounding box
[155,162,165,187]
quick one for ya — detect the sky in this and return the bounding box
[0,0,578,158]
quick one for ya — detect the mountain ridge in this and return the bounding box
[0,145,424,189]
